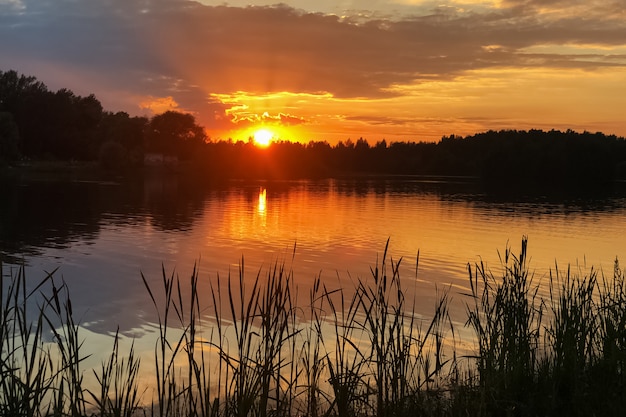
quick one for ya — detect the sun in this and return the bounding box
[253,129,273,147]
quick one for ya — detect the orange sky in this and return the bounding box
[2,0,625,143]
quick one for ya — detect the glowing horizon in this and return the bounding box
[2,1,625,144]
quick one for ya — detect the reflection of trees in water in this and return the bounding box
[2,176,626,265]
[142,174,207,232]
[0,180,101,262]
[0,176,213,262]
[332,176,483,198]
[329,177,626,213]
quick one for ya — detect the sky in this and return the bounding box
[1,0,626,143]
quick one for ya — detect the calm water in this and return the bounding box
[2,174,626,369]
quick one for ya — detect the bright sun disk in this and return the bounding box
[253,129,273,147]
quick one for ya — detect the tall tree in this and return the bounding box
[145,111,207,159]
[0,70,49,158]
[0,112,20,162]
[16,88,103,159]
[0,70,48,114]
[97,111,148,166]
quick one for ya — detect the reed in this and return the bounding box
[137,242,459,417]
[87,328,141,417]
[0,265,57,417]
[299,275,328,417]
[465,237,543,415]
[0,263,140,417]
[594,259,626,414]
[354,241,455,417]
[322,273,370,417]
[464,238,626,416]
[2,239,626,417]
[212,259,300,417]
[540,258,626,416]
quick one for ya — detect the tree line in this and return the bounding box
[0,69,206,169]
[2,69,626,184]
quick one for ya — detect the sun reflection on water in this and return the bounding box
[257,187,267,216]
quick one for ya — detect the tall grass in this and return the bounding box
[0,263,142,417]
[355,242,455,417]
[2,239,626,416]
[465,237,626,416]
[0,266,57,417]
[87,328,141,417]
[206,259,301,417]
[466,237,543,415]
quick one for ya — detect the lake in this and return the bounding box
[2,174,626,383]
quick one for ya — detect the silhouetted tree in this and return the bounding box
[97,111,148,166]
[13,87,103,159]
[0,70,48,158]
[0,70,47,114]
[0,112,20,162]
[145,111,206,160]
[3,69,626,183]
[355,137,369,150]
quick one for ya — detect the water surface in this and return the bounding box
[2,175,625,347]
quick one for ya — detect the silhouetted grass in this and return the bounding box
[1,238,625,416]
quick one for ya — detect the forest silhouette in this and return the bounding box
[2,69,626,184]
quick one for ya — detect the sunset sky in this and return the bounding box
[1,0,625,143]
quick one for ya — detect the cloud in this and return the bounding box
[2,0,625,138]
[261,112,306,126]
[224,109,307,130]
[139,96,180,114]
[344,115,417,126]
[0,0,25,11]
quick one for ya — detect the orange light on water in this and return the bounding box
[258,187,267,214]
